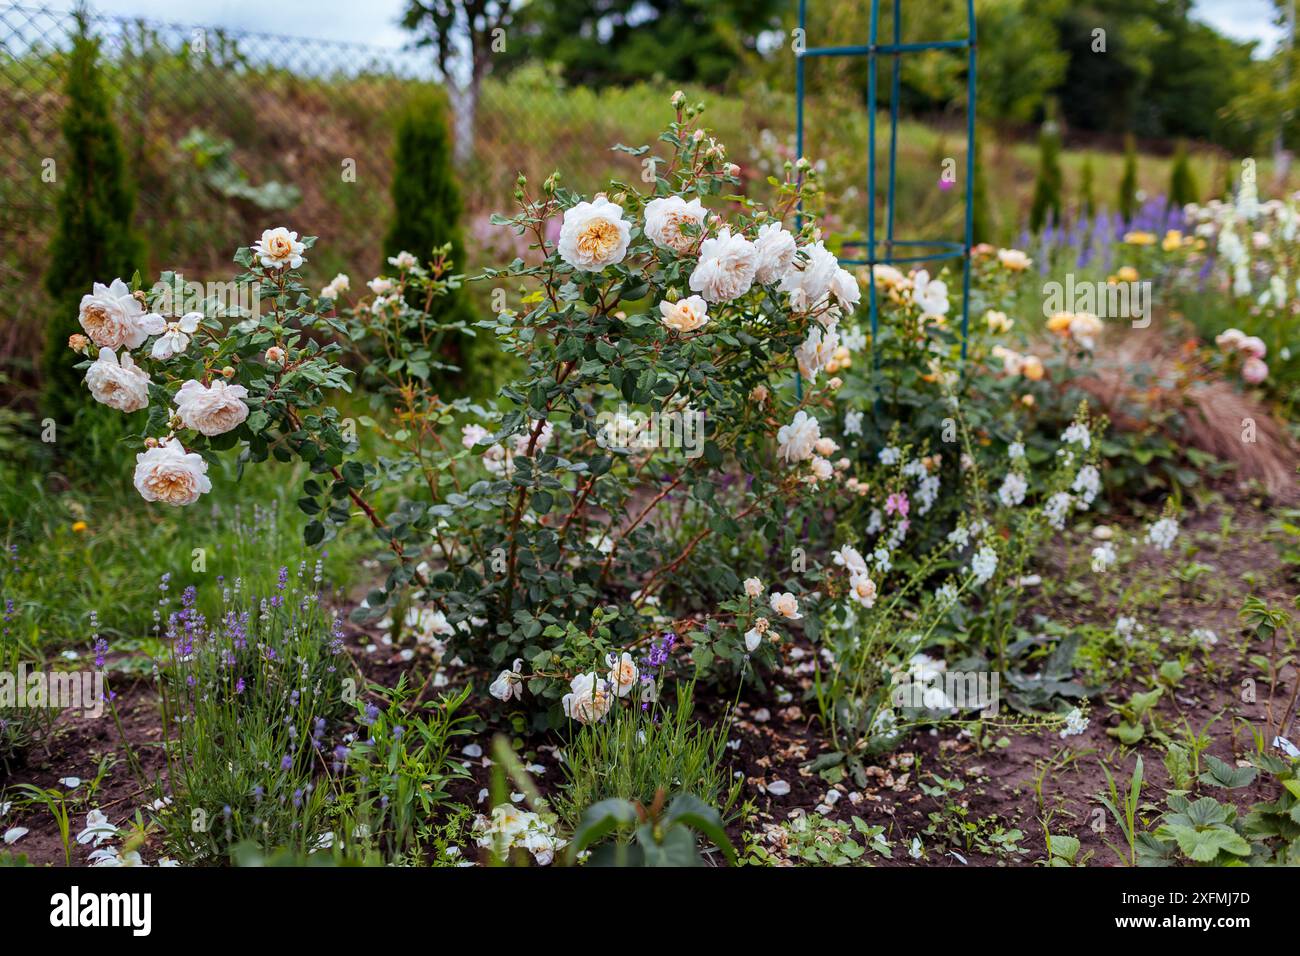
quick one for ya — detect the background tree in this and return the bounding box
[400,0,520,164]
[384,88,487,394]
[1118,135,1139,224]
[1078,153,1096,219]
[504,0,784,88]
[43,14,144,444]
[1029,113,1063,232]
[1168,140,1199,209]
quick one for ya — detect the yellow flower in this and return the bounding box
[1116,265,1139,283]
[1046,312,1074,334]
[1021,355,1045,380]
[985,310,1013,334]
[1123,231,1156,246]
[71,521,88,533]
[1161,230,1183,251]
[1020,394,1036,407]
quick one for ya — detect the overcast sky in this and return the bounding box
[81,0,1286,55]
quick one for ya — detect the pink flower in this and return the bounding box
[885,492,910,518]
[1242,356,1269,384]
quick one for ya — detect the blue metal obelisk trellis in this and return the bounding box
[795,0,977,363]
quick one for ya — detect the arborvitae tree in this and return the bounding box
[43,15,144,436]
[384,87,471,325]
[1079,154,1096,220]
[383,87,489,391]
[1118,135,1139,224]
[1168,140,1199,209]
[1029,117,1063,232]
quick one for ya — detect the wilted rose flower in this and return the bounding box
[265,346,286,364]
[489,659,525,702]
[174,379,250,436]
[133,438,211,506]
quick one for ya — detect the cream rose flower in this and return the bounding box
[794,326,839,383]
[78,279,150,350]
[558,197,631,271]
[743,576,764,598]
[133,438,211,506]
[562,672,613,724]
[643,196,707,254]
[605,651,639,698]
[997,248,1032,271]
[769,591,801,620]
[659,295,709,333]
[776,410,820,463]
[174,379,250,436]
[252,227,305,270]
[689,228,757,303]
[752,222,797,284]
[847,573,877,608]
[85,348,150,413]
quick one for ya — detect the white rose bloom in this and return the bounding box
[558,197,631,271]
[808,455,834,483]
[367,276,395,296]
[562,672,613,724]
[643,196,706,254]
[743,577,764,598]
[605,651,639,698]
[779,241,839,313]
[252,227,305,270]
[320,273,350,299]
[776,410,820,463]
[832,544,869,577]
[744,627,763,652]
[769,591,801,620]
[489,659,525,702]
[142,311,202,360]
[388,251,419,270]
[84,348,150,413]
[847,573,877,608]
[461,423,491,448]
[794,325,839,383]
[830,267,862,314]
[133,438,211,506]
[513,420,554,457]
[912,270,949,318]
[659,295,709,333]
[78,279,150,350]
[689,228,757,302]
[174,379,250,436]
[752,222,798,284]
[844,408,864,436]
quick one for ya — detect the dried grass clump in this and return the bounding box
[1068,331,1297,498]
